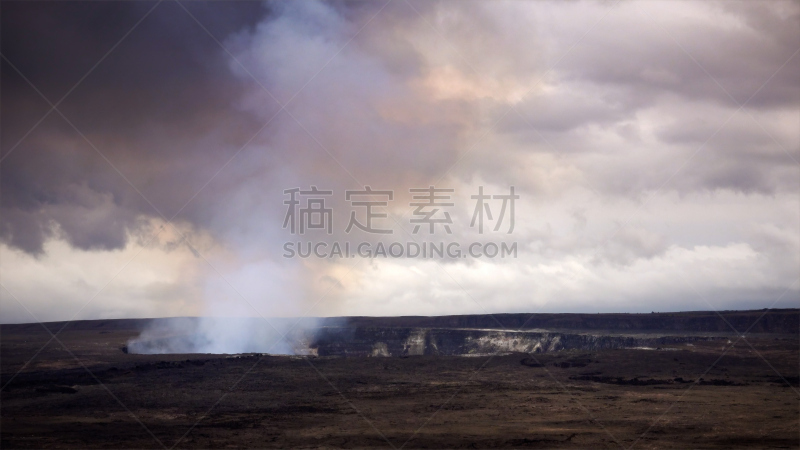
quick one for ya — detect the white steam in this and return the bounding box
[126,317,320,355]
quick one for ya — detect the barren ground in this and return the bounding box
[1,318,798,449]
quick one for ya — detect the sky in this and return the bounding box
[1,0,798,324]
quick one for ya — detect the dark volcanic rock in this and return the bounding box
[310,327,724,357]
[333,309,798,334]
[35,385,77,394]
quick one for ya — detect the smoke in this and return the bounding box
[126,316,322,355]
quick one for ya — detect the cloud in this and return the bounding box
[0,0,798,324]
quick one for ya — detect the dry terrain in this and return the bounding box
[1,314,798,448]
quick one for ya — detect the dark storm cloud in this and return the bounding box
[1,1,268,253]
[1,0,477,255]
